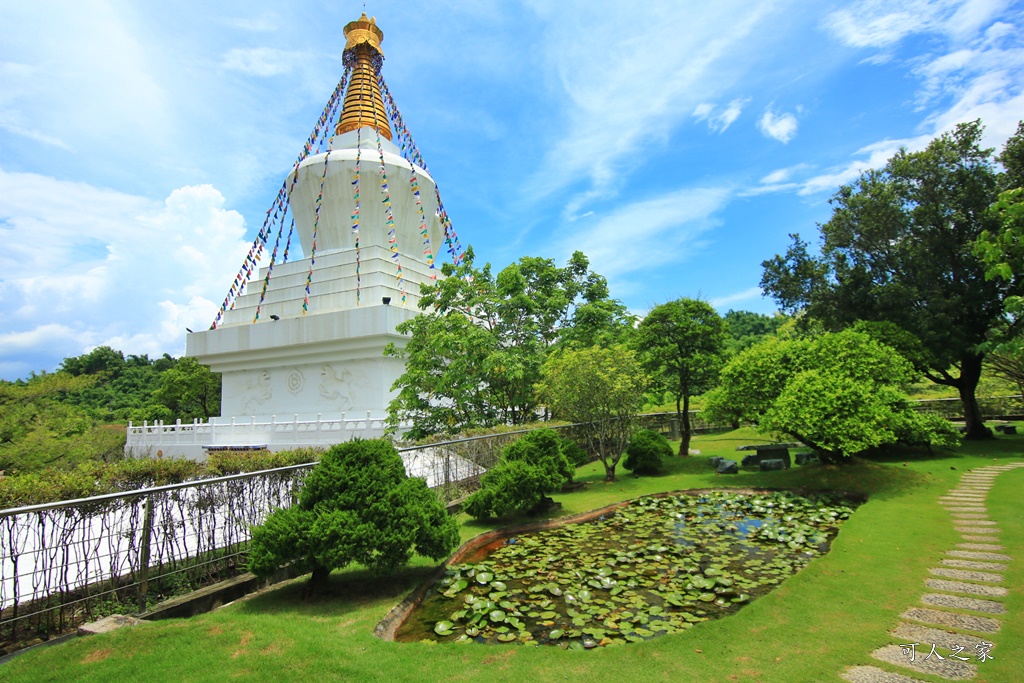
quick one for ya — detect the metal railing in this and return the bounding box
[0,464,311,650]
[910,395,1024,419]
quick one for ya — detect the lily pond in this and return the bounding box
[396,490,857,648]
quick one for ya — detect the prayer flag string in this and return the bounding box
[379,74,465,267]
[374,124,406,304]
[352,125,363,304]
[304,141,333,315]
[210,67,349,329]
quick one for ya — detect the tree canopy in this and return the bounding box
[703,329,958,462]
[536,345,647,481]
[722,310,789,356]
[154,356,221,421]
[635,298,726,455]
[1,348,221,473]
[462,428,573,519]
[761,120,1021,439]
[386,248,631,437]
[247,439,459,590]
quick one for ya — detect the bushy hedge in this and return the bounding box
[623,429,672,475]
[0,447,323,509]
[247,438,458,588]
[463,428,572,519]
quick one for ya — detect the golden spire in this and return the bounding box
[335,13,393,140]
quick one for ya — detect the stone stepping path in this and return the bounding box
[956,542,1003,551]
[924,579,1008,598]
[842,665,935,683]
[920,593,1006,614]
[870,645,977,680]
[901,607,1001,632]
[946,550,1011,561]
[928,567,1003,582]
[841,462,1024,682]
[939,559,1006,570]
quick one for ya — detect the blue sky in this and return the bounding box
[1,0,1023,380]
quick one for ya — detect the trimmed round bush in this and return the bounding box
[623,429,672,475]
[463,428,571,519]
[247,438,459,589]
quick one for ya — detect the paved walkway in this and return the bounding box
[841,462,1024,683]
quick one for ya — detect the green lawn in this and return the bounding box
[4,427,1022,682]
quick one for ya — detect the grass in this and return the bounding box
[4,427,1022,682]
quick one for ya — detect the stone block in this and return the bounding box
[716,459,738,474]
[709,456,723,467]
[759,458,786,471]
[78,615,142,637]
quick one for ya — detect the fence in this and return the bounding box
[0,464,311,651]
[910,395,1024,420]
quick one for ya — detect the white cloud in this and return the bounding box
[823,0,953,48]
[0,170,250,377]
[758,107,799,143]
[795,0,1023,195]
[692,103,714,120]
[554,186,732,292]
[0,2,171,158]
[221,48,307,77]
[796,135,933,194]
[760,164,811,184]
[522,1,792,213]
[710,286,764,308]
[693,98,750,133]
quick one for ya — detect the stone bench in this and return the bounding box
[795,452,819,466]
[716,459,738,474]
[759,458,786,471]
[737,444,792,469]
[994,424,1017,435]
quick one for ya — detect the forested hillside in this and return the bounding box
[0,346,219,474]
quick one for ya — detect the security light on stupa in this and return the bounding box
[127,14,464,465]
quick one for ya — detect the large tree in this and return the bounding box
[154,357,221,421]
[386,248,628,437]
[702,329,958,462]
[762,120,1020,439]
[536,345,647,482]
[634,298,726,455]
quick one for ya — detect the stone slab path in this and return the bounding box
[841,462,1024,683]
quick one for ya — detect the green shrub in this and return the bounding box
[247,439,459,588]
[0,447,322,509]
[206,447,323,475]
[623,429,672,475]
[558,437,590,468]
[463,428,571,519]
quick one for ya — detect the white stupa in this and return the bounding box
[128,15,459,461]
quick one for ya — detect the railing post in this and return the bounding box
[138,494,154,614]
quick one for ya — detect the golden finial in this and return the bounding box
[336,13,393,140]
[344,13,384,56]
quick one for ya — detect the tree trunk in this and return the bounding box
[678,393,691,456]
[958,353,992,440]
[305,565,331,596]
[603,460,616,482]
